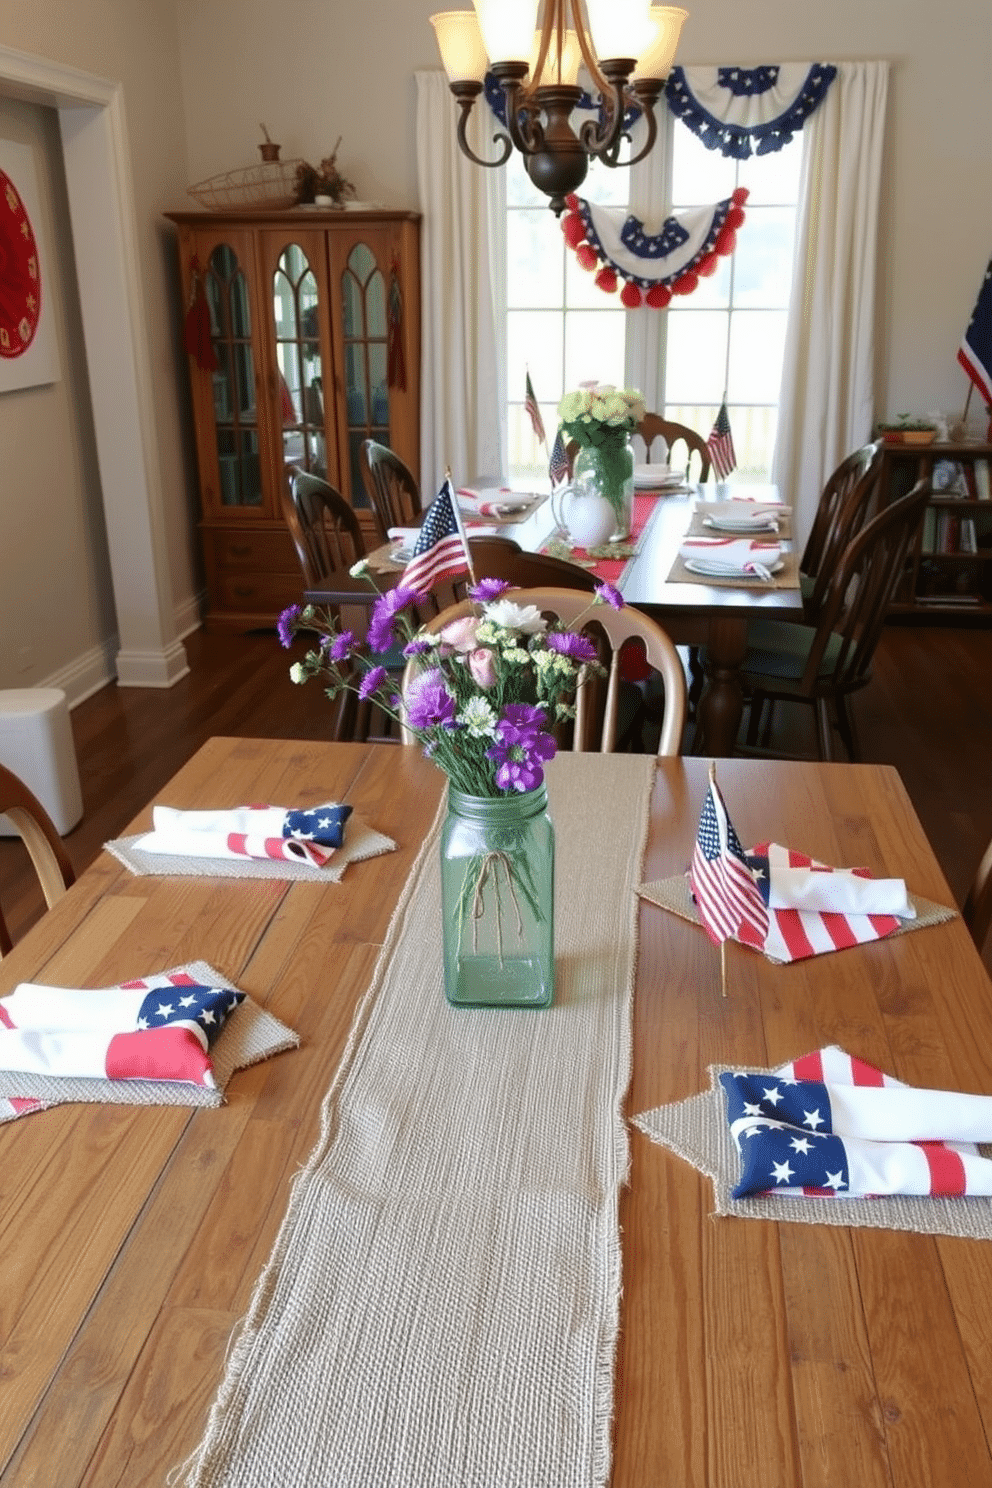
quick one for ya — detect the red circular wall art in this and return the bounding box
[0,167,42,359]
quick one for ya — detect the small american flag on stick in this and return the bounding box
[524,370,547,446]
[401,477,472,593]
[707,397,737,480]
[690,766,768,952]
[549,428,569,487]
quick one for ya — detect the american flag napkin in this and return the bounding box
[720,1046,992,1199]
[134,802,352,867]
[737,842,914,963]
[678,535,782,574]
[0,970,243,1090]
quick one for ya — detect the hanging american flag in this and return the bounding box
[402,477,471,592]
[0,971,244,1089]
[549,428,569,487]
[958,256,992,411]
[524,371,547,445]
[689,774,768,946]
[720,1046,992,1199]
[707,398,737,479]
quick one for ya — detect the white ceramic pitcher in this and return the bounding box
[550,483,617,549]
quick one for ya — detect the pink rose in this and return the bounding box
[468,647,497,690]
[438,616,480,653]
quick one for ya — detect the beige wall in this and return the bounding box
[0,0,198,696]
[177,0,990,426]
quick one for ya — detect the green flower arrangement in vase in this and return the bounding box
[556,384,646,539]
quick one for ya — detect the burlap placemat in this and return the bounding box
[636,871,957,962]
[633,1063,992,1239]
[666,547,801,589]
[0,959,298,1121]
[104,816,395,881]
[176,753,656,1488]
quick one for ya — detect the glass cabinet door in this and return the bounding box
[340,241,389,509]
[204,243,262,508]
[272,243,327,480]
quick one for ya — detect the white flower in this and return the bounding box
[502,645,531,665]
[484,599,548,634]
[289,662,306,683]
[458,697,498,737]
[349,558,369,577]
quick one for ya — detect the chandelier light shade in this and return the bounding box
[430,1,688,215]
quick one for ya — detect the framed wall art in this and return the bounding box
[0,137,60,393]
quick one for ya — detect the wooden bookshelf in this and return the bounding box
[881,442,992,617]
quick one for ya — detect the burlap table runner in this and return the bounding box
[176,752,655,1488]
[0,959,298,1121]
[633,1062,992,1240]
[666,546,801,589]
[104,816,395,881]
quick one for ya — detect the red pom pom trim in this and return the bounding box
[672,271,699,296]
[594,267,618,294]
[565,194,580,211]
[576,243,599,271]
[697,252,718,278]
[646,284,672,308]
[726,206,746,231]
[562,212,586,248]
[714,224,737,256]
[732,186,750,208]
[620,281,643,308]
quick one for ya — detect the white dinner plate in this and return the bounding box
[702,516,781,534]
[634,463,686,489]
[684,557,784,581]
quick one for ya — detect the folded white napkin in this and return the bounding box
[701,499,785,532]
[388,526,420,549]
[134,803,351,868]
[456,486,534,515]
[679,535,783,575]
[766,859,915,918]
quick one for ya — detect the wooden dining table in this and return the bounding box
[305,484,803,757]
[4,737,992,1486]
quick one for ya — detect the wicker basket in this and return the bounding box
[187,158,304,212]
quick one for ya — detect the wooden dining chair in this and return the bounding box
[635,414,712,483]
[798,440,883,619]
[358,440,421,541]
[401,587,687,757]
[963,837,992,955]
[0,762,76,956]
[739,479,933,761]
[459,537,598,597]
[283,470,366,588]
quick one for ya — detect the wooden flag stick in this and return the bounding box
[720,938,728,999]
[445,465,478,589]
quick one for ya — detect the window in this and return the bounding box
[505,122,802,483]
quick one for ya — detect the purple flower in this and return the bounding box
[486,703,557,792]
[404,668,458,730]
[467,577,512,602]
[277,604,302,648]
[546,631,597,662]
[594,581,624,611]
[328,630,356,661]
[403,638,433,657]
[368,586,428,653]
[358,665,388,701]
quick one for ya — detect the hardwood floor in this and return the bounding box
[2,619,991,974]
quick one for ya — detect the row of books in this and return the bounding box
[921,509,986,555]
[930,458,992,500]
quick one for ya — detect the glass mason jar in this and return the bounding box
[440,784,555,1009]
[573,431,635,540]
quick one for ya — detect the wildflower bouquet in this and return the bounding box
[279,570,626,799]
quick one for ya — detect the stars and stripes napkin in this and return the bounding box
[455,486,535,517]
[720,1046,992,1199]
[0,969,243,1091]
[678,535,783,576]
[133,802,352,868]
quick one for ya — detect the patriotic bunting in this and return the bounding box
[561,189,748,309]
[665,63,837,158]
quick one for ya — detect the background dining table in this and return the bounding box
[4,738,991,1486]
[305,482,802,756]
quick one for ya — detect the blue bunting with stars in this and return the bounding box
[665,63,837,158]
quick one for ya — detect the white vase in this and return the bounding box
[550,486,618,549]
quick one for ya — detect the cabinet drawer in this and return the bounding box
[203,526,299,575]
[215,569,304,613]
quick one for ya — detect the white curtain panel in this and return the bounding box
[416,71,505,496]
[625,112,673,413]
[772,61,889,547]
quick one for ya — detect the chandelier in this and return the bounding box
[430,2,688,215]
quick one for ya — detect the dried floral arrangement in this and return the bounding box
[294,138,355,207]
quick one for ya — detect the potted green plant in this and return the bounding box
[876,415,939,447]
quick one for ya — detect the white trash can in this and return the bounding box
[0,688,83,837]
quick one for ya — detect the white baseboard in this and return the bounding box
[33,592,206,707]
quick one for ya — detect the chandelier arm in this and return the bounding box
[450,84,514,169]
[491,63,547,157]
[569,0,609,98]
[578,70,628,159]
[622,82,662,166]
[530,1,556,92]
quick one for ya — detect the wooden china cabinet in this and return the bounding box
[167,208,421,629]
